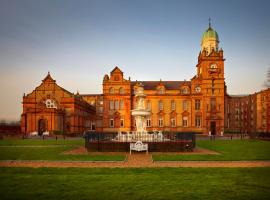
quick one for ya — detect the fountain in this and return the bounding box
[85,84,195,151]
[117,83,163,142]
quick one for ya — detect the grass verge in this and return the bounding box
[0,167,269,200]
[153,140,270,161]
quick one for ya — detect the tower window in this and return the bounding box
[210,98,216,111]
[195,100,201,110]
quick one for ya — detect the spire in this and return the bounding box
[208,17,211,29]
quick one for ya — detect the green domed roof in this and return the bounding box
[202,27,219,42]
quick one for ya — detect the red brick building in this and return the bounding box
[21,73,95,135]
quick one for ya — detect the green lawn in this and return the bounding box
[153,140,270,161]
[0,167,269,200]
[0,139,125,161]
[0,138,84,146]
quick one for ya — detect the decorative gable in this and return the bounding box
[110,66,124,81]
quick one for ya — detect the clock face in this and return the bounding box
[195,86,201,93]
[209,63,218,73]
[210,64,217,69]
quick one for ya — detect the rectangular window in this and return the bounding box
[210,98,216,111]
[147,101,151,110]
[109,119,114,128]
[171,117,176,127]
[182,116,188,127]
[98,107,103,113]
[115,100,119,110]
[120,118,124,128]
[195,100,200,110]
[182,100,188,110]
[195,116,201,127]
[158,117,163,127]
[109,100,114,110]
[120,100,124,110]
[91,122,96,130]
[159,101,163,111]
[146,117,151,127]
[171,100,176,111]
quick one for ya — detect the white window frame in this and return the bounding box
[171,100,176,111]
[195,100,200,110]
[109,119,114,128]
[182,100,188,110]
[109,87,114,94]
[171,117,176,127]
[147,101,151,110]
[195,116,201,127]
[115,100,119,110]
[146,117,151,127]
[159,100,163,111]
[182,116,188,127]
[109,100,114,110]
[158,117,164,127]
[120,118,124,128]
[120,100,124,110]
[119,87,125,94]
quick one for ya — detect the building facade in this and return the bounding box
[21,73,96,135]
[21,24,270,135]
[224,89,270,134]
[82,23,226,135]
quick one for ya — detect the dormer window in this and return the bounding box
[181,87,189,95]
[157,87,165,94]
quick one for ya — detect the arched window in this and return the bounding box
[119,87,125,94]
[109,87,114,94]
[182,87,189,94]
[158,88,165,94]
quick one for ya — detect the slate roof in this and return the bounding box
[131,81,191,90]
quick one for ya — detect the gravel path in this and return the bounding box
[1,154,270,168]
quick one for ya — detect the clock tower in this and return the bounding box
[196,22,225,135]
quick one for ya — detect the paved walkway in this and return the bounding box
[1,153,270,168]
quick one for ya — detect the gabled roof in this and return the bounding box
[110,66,123,74]
[42,72,55,83]
[131,81,191,90]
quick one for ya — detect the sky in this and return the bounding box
[0,0,270,121]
